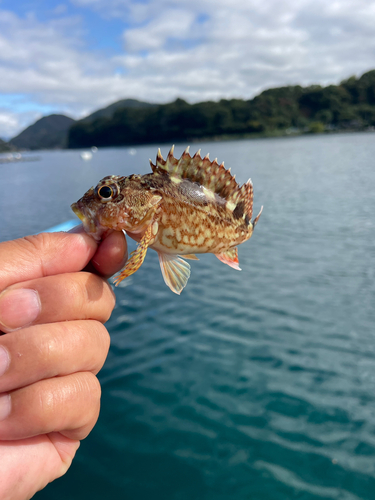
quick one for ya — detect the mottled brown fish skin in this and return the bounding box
[71,147,262,293]
[72,170,254,254]
[141,173,253,255]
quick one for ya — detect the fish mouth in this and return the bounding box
[71,202,88,224]
[71,202,100,238]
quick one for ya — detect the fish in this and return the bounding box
[71,146,263,294]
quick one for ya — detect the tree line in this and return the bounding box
[67,70,375,148]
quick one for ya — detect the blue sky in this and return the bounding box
[0,0,375,139]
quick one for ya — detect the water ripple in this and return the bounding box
[20,136,375,500]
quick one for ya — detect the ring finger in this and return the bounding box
[0,320,110,394]
[0,371,102,441]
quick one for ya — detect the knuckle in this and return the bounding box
[92,276,116,321]
[77,372,102,404]
[21,234,51,275]
[74,274,115,323]
[64,278,87,317]
[107,286,116,312]
[94,323,110,372]
[37,332,61,364]
[69,373,102,439]
[101,307,113,324]
[35,382,60,424]
[38,374,102,431]
[94,321,111,357]
[102,284,116,322]
[22,233,47,253]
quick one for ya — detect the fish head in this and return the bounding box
[71,174,161,240]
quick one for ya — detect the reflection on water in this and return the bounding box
[2,134,375,499]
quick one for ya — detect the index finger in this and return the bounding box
[91,230,128,278]
[69,225,128,278]
[0,232,97,291]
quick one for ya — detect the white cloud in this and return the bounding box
[124,9,196,52]
[1,0,375,138]
[0,111,21,140]
[0,109,42,140]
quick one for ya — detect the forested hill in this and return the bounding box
[68,70,375,148]
[10,114,75,150]
[80,98,157,123]
[0,138,16,153]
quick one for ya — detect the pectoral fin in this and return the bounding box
[215,247,241,271]
[113,225,152,286]
[180,254,199,260]
[158,253,191,295]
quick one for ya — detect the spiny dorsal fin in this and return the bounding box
[229,179,254,221]
[149,146,241,202]
[252,205,263,227]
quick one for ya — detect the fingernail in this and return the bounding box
[0,394,10,421]
[0,346,10,376]
[68,224,83,234]
[0,289,41,332]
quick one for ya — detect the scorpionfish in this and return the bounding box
[71,146,263,294]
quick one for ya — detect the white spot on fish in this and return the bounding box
[170,176,182,184]
[202,186,215,201]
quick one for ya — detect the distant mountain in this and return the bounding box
[9,69,375,151]
[8,100,155,151]
[0,138,16,152]
[81,98,156,123]
[68,69,375,148]
[10,114,76,150]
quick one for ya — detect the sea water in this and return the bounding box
[1,133,375,499]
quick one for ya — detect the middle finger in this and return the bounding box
[0,272,116,333]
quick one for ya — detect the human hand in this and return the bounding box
[0,228,127,500]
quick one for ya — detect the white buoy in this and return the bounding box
[80,151,93,161]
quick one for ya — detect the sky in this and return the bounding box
[0,0,375,140]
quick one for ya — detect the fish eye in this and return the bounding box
[95,182,119,201]
[98,185,113,199]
